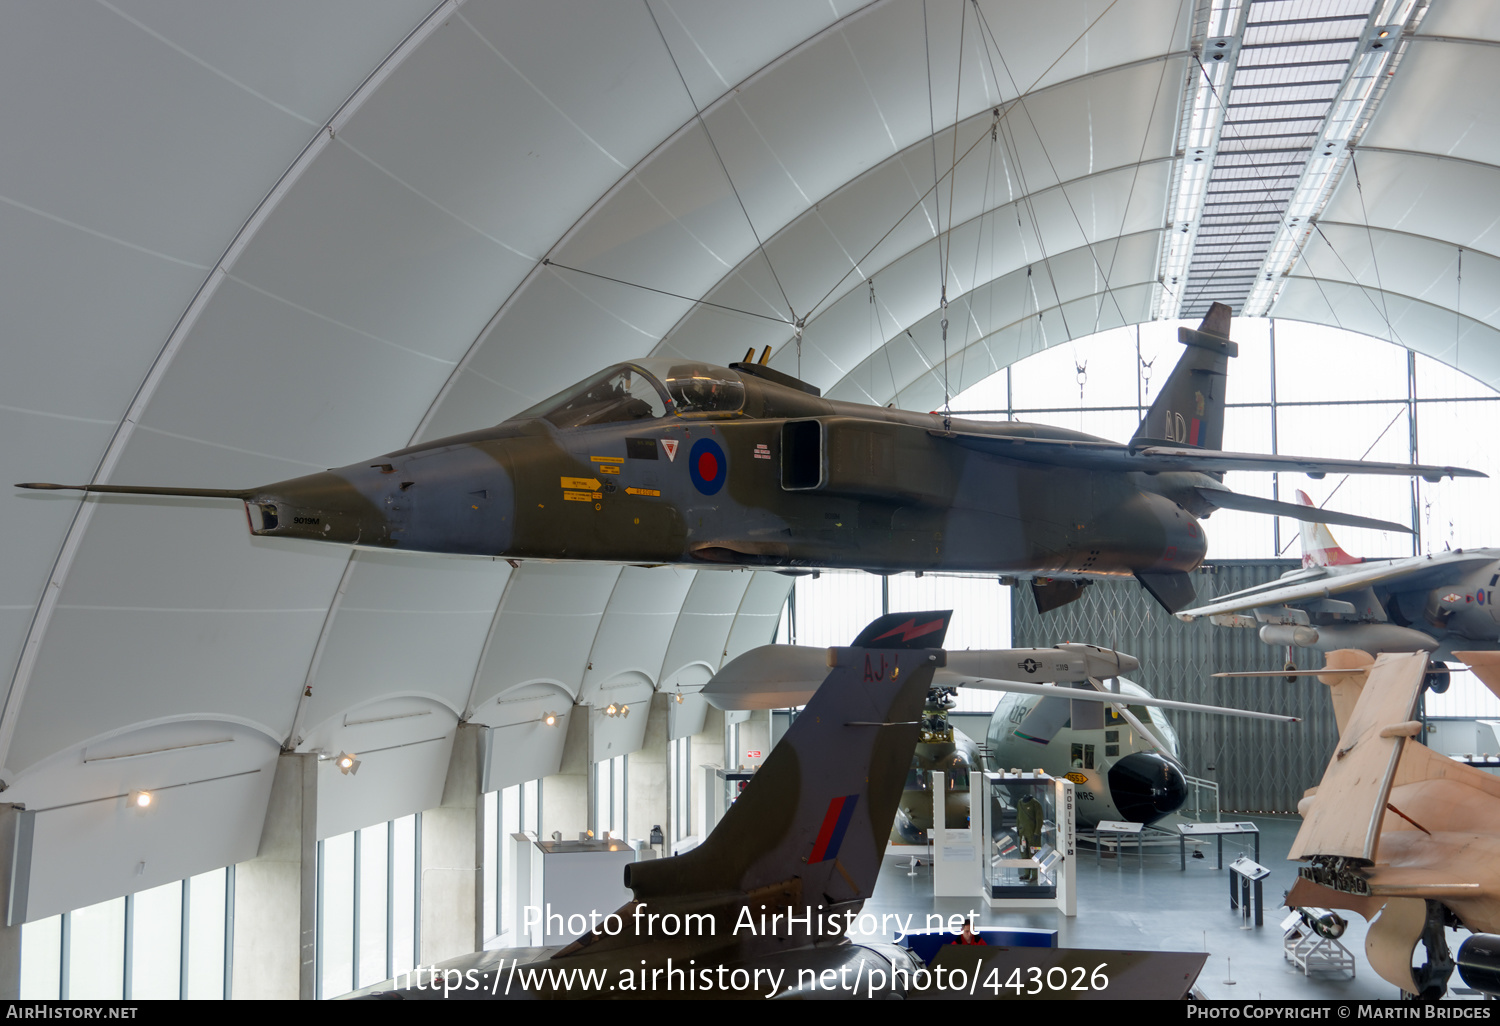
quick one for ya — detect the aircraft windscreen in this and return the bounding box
[663,364,745,416]
[514,366,670,428]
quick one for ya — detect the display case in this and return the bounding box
[978,770,1075,913]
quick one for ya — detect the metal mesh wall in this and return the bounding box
[1011,561,1340,814]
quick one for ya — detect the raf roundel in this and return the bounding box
[688,437,727,495]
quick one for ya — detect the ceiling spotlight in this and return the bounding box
[128,789,153,810]
[334,751,361,776]
[620,704,630,718]
[542,711,558,726]
[673,692,683,704]
[605,703,618,717]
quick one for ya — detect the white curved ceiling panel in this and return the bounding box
[1273,280,1500,391]
[9,502,350,772]
[721,571,792,662]
[563,139,762,292]
[579,566,697,704]
[136,277,453,468]
[300,552,512,732]
[1295,223,1499,332]
[107,0,435,124]
[315,729,454,839]
[971,0,1189,97]
[0,206,206,424]
[0,2,312,265]
[1362,41,1500,168]
[457,2,696,165]
[658,570,754,689]
[336,13,637,260]
[15,717,281,922]
[1419,2,1500,41]
[467,562,623,707]
[650,1,857,109]
[2,427,116,607]
[1320,148,1500,254]
[227,140,532,367]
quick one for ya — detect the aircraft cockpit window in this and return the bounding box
[518,366,670,429]
[664,364,745,416]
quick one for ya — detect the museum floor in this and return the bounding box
[857,815,1482,1001]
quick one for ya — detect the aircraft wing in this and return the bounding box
[1177,550,1500,622]
[941,430,1483,481]
[700,643,1296,722]
[1288,651,1427,862]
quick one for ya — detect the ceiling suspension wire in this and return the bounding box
[643,0,797,328]
[1456,245,1463,349]
[956,107,1001,400]
[540,259,792,325]
[972,0,1139,331]
[1092,0,1185,334]
[1309,222,1402,345]
[1348,151,1396,345]
[969,22,1070,342]
[805,2,1118,328]
[867,278,903,408]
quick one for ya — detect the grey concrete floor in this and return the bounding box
[855,816,1484,1001]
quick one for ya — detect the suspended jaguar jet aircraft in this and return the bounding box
[20,304,1480,613]
[1177,490,1500,660]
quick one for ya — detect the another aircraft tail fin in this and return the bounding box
[1131,302,1236,452]
[1295,489,1363,568]
[624,611,949,906]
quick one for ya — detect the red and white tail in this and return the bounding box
[1296,489,1362,568]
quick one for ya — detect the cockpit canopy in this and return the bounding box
[511,359,745,428]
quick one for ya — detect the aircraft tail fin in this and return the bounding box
[1295,489,1363,568]
[1131,302,1236,452]
[624,611,949,905]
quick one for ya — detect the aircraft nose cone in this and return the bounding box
[1107,753,1188,825]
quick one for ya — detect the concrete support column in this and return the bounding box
[420,722,484,964]
[0,803,26,999]
[692,705,724,839]
[542,703,589,842]
[626,694,669,848]
[231,751,317,1000]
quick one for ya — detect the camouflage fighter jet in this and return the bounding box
[20,304,1481,613]
[1178,490,1500,660]
[349,611,1208,1000]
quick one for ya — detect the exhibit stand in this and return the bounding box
[978,770,1076,915]
[509,833,635,945]
[929,769,978,897]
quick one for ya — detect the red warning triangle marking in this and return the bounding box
[662,439,678,462]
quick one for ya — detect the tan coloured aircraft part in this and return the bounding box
[1456,650,1500,702]
[1364,897,1427,997]
[1289,648,1500,996]
[1288,651,1426,862]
